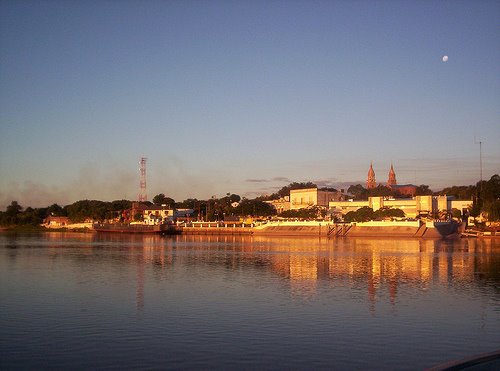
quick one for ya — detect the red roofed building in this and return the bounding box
[366,163,417,197]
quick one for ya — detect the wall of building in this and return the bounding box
[415,196,433,215]
[329,200,369,215]
[329,195,470,219]
[143,207,174,224]
[450,200,473,213]
[290,188,341,210]
[381,198,417,217]
[265,196,290,214]
[290,188,317,210]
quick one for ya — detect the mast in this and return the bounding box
[139,157,147,202]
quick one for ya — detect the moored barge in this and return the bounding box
[93,223,181,234]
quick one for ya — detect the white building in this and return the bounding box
[290,188,342,210]
[265,196,290,214]
[329,195,473,219]
[142,206,174,225]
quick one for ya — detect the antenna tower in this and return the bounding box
[139,157,147,202]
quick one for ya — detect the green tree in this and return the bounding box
[415,185,433,196]
[480,174,500,203]
[280,206,324,219]
[471,174,500,221]
[175,198,199,209]
[373,207,405,220]
[319,187,338,192]
[6,201,22,216]
[232,198,275,217]
[277,182,317,198]
[45,203,65,217]
[229,194,241,203]
[111,200,132,211]
[0,201,45,226]
[347,184,369,200]
[17,207,43,225]
[438,185,476,199]
[64,200,109,222]
[0,201,22,225]
[470,197,481,219]
[152,193,175,206]
[344,206,374,222]
[484,200,500,221]
[451,208,462,219]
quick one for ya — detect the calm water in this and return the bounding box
[1,233,499,370]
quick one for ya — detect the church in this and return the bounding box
[366,162,417,197]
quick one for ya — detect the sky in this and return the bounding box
[1,0,499,208]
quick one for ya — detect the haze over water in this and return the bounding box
[1,233,499,370]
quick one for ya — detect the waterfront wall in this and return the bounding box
[179,220,446,238]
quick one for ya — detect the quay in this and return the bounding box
[175,220,456,238]
[181,222,253,235]
[89,220,482,239]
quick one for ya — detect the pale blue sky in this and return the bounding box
[1,0,499,207]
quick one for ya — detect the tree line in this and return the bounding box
[0,199,133,227]
[1,176,499,226]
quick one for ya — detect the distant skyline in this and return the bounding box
[1,0,499,208]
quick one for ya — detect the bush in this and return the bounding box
[344,207,374,222]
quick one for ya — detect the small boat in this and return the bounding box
[427,349,500,370]
[461,229,484,238]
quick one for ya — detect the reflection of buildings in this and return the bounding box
[256,237,498,311]
[93,233,497,312]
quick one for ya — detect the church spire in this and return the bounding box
[367,162,376,189]
[387,163,397,187]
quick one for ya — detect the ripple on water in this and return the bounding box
[1,235,499,370]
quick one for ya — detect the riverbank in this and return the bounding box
[178,220,455,238]
[0,224,93,233]
[253,220,445,238]
[2,220,497,239]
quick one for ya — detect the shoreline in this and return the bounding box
[2,221,498,239]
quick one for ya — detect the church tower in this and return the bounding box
[367,162,376,189]
[387,163,397,187]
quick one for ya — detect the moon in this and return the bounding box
[442,55,449,62]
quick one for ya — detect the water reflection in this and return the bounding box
[1,233,499,370]
[2,233,499,312]
[111,234,496,311]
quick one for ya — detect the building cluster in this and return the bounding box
[42,163,474,227]
[266,163,472,219]
[129,203,195,225]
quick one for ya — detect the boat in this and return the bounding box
[93,223,181,234]
[427,349,500,370]
[433,220,461,238]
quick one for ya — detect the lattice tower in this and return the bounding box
[139,157,147,202]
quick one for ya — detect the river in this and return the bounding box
[1,232,499,370]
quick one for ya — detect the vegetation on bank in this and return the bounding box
[0,224,47,233]
[0,200,132,228]
[280,206,326,219]
[344,206,406,222]
[1,176,499,227]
